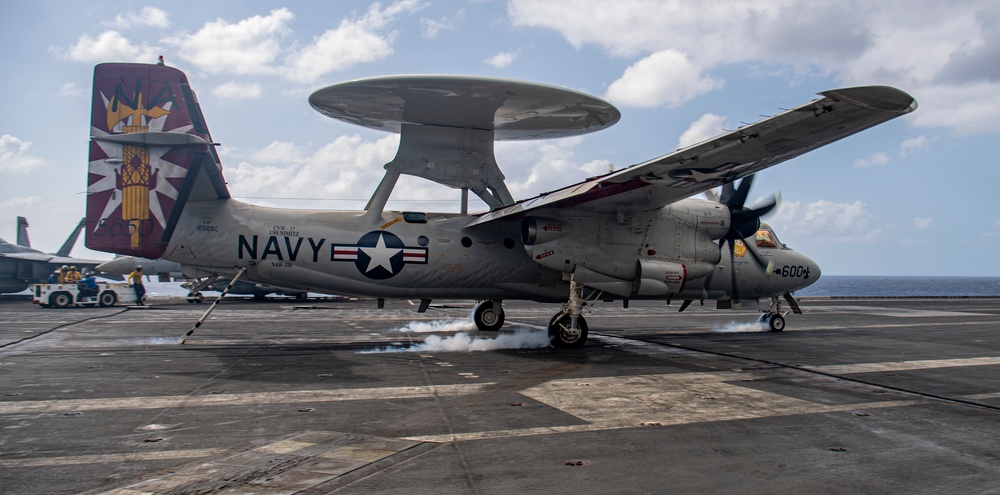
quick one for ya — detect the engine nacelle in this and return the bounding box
[635,259,686,296]
[521,216,573,246]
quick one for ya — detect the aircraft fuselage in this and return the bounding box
[159,197,818,304]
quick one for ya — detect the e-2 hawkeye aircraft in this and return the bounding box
[85,62,915,346]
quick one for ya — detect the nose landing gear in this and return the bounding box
[759,292,801,332]
[548,280,592,347]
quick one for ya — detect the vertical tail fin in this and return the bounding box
[16,216,30,247]
[56,218,85,257]
[86,62,230,258]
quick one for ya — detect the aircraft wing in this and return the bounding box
[469,86,916,226]
[0,252,106,266]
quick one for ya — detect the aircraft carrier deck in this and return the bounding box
[1,295,999,494]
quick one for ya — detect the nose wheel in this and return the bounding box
[759,294,794,332]
[759,312,785,332]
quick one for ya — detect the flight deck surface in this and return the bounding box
[1,296,999,494]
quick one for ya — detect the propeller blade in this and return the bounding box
[720,181,736,205]
[729,174,754,209]
[724,177,780,240]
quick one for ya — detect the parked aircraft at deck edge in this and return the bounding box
[0,217,107,294]
[84,62,916,346]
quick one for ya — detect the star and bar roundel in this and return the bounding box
[332,231,427,280]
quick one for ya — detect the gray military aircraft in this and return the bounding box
[0,217,107,293]
[84,62,915,346]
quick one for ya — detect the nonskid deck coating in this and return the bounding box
[1,297,999,494]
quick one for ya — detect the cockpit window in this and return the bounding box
[755,228,779,248]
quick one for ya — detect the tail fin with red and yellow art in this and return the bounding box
[85,61,230,258]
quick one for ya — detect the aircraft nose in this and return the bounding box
[96,256,137,275]
[803,253,821,285]
[775,249,821,290]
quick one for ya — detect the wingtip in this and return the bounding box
[820,86,918,113]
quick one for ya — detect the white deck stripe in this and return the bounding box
[0,383,493,415]
[807,357,1000,374]
[0,448,226,468]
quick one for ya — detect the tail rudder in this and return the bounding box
[56,218,85,257]
[86,62,229,258]
[16,216,30,247]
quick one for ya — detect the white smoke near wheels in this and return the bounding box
[363,320,550,353]
[712,321,768,333]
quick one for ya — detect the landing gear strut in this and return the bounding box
[759,294,790,332]
[472,300,505,331]
[548,280,591,347]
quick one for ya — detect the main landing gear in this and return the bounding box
[472,300,505,331]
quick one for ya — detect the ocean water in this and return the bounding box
[795,276,1000,297]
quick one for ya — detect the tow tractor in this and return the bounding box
[33,282,139,308]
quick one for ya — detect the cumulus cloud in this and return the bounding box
[108,6,170,29]
[899,135,928,157]
[509,0,1000,136]
[250,141,308,164]
[0,135,45,173]
[62,31,161,63]
[211,81,262,100]
[677,113,727,149]
[283,23,393,83]
[604,50,722,108]
[59,82,86,97]
[421,15,456,38]
[284,0,424,83]
[854,151,890,168]
[226,134,404,208]
[769,199,882,242]
[496,137,600,198]
[913,217,933,229]
[485,50,518,68]
[164,8,294,76]
[0,196,43,212]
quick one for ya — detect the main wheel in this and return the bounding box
[767,314,785,332]
[50,292,72,309]
[98,291,117,307]
[472,301,505,331]
[548,313,588,348]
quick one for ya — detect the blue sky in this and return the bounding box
[1,1,998,276]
